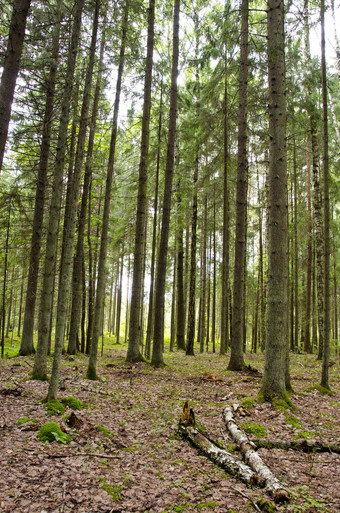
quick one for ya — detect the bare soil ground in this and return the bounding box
[0,349,339,513]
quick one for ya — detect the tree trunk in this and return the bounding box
[33,0,85,381]
[228,0,248,370]
[263,0,288,401]
[68,10,106,354]
[170,253,176,352]
[20,1,62,355]
[86,3,129,380]
[1,198,11,358]
[151,0,180,366]
[127,0,155,362]
[115,252,124,344]
[320,0,330,390]
[47,0,99,400]
[0,0,31,173]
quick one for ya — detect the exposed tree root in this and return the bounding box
[223,404,290,503]
[252,438,340,454]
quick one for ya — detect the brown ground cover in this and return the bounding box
[0,349,339,513]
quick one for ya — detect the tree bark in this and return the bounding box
[86,3,129,379]
[33,0,85,381]
[151,0,180,366]
[262,0,288,400]
[0,0,31,173]
[47,0,99,400]
[228,0,248,371]
[20,1,62,356]
[127,0,155,362]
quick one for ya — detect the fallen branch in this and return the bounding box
[223,404,289,503]
[179,401,257,486]
[251,438,340,454]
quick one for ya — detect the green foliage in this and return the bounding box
[17,417,40,425]
[43,400,65,416]
[37,422,71,444]
[241,421,266,438]
[289,486,328,512]
[293,430,315,439]
[99,478,122,502]
[60,396,86,410]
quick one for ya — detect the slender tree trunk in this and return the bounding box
[212,186,216,353]
[199,194,207,353]
[47,1,99,400]
[20,2,62,355]
[170,253,176,352]
[68,9,106,354]
[176,185,185,350]
[32,0,85,381]
[320,0,330,389]
[228,0,248,370]
[127,0,155,362]
[304,136,312,352]
[125,254,131,344]
[151,0,180,366]
[145,86,163,360]
[116,253,124,344]
[0,0,31,173]
[220,69,229,355]
[263,0,288,401]
[186,158,198,356]
[17,273,24,337]
[293,137,299,351]
[1,199,11,358]
[87,3,129,379]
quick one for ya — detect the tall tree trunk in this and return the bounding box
[68,9,106,354]
[199,194,207,353]
[145,85,163,360]
[176,184,185,350]
[320,0,330,390]
[228,0,248,370]
[220,68,229,355]
[151,0,180,366]
[32,0,85,381]
[304,136,312,352]
[170,253,176,352]
[212,185,217,353]
[17,273,24,337]
[116,252,124,344]
[86,3,129,379]
[20,2,62,355]
[262,0,288,401]
[0,0,31,173]
[127,0,155,362]
[293,137,299,351]
[1,198,11,358]
[47,0,99,400]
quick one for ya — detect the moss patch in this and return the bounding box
[99,478,122,501]
[241,396,255,409]
[96,424,113,438]
[285,414,301,429]
[17,417,40,426]
[37,422,71,444]
[241,421,266,438]
[43,400,65,416]
[306,384,334,396]
[61,396,86,410]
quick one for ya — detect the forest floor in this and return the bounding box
[0,342,339,513]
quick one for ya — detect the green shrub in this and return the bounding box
[37,422,71,444]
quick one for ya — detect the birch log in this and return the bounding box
[223,404,289,502]
[178,423,256,486]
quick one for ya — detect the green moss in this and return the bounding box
[241,396,255,409]
[241,421,266,437]
[60,396,86,410]
[17,417,40,426]
[294,430,315,439]
[306,384,334,396]
[285,414,301,429]
[227,443,236,453]
[195,422,207,434]
[197,501,218,510]
[256,498,276,512]
[43,400,65,416]
[99,478,122,502]
[37,422,71,444]
[96,424,113,438]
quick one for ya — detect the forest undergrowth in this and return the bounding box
[0,340,339,513]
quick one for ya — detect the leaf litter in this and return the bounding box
[0,350,339,512]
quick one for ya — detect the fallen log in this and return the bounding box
[179,401,257,486]
[178,423,257,486]
[223,404,289,503]
[252,438,340,454]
